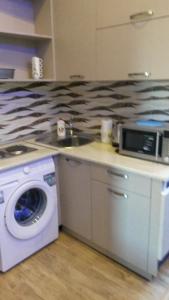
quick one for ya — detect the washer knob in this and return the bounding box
[23,166,30,174]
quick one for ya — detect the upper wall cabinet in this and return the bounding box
[96,0,169,80]
[97,0,169,28]
[0,0,56,81]
[53,0,96,81]
[96,17,169,80]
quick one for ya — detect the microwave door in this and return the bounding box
[120,129,160,161]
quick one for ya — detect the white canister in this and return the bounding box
[112,122,122,146]
[101,118,113,144]
[57,119,66,138]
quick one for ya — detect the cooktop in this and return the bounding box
[0,144,36,160]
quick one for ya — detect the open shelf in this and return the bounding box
[0,0,56,81]
[0,79,56,82]
[0,0,53,36]
[0,37,54,81]
[0,31,52,41]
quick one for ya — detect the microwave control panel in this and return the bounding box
[142,135,155,153]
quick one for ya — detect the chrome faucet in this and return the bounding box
[68,118,74,136]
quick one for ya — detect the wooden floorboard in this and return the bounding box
[1,231,169,300]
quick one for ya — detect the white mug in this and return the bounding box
[32,56,43,80]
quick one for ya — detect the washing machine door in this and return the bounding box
[5,180,56,240]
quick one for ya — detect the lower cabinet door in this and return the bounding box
[59,156,92,240]
[92,180,150,271]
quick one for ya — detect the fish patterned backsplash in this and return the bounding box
[0,80,169,143]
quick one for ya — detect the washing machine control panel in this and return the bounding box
[43,172,56,186]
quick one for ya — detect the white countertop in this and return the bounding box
[26,139,169,181]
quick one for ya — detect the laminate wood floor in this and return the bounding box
[1,231,169,300]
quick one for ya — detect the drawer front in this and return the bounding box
[91,164,151,197]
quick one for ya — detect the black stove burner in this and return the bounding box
[0,144,37,159]
[0,150,7,159]
[5,145,36,156]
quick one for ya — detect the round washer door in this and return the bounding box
[5,181,56,240]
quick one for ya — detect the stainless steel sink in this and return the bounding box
[55,135,93,148]
[36,132,94,148]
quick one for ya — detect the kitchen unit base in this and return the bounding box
[27,141,169,281]
[58,155,169,280]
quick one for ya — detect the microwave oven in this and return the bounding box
[119,122,169,164]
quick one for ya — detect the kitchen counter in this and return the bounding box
[0,141,59,173]
[27,138,169,181]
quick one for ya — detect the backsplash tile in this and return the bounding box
[0,80,169,143]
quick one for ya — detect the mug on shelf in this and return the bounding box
[32,56,43,80]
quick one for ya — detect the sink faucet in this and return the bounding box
[68,118,74,136]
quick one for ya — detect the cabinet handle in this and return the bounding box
[130,10,153,22]
[65,157,82,165]
[107,169,128,180]
[70,75,85,80]
[128,72,151,79]
[108,187,128,199]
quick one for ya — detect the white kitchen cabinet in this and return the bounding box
[96,17,169,80]
[59,156,92,240]
[53,0,96,81]
[92,179,150,272]
[97,0,169,28]
[58,155,168,278]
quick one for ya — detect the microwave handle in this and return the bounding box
[155,131,160,160]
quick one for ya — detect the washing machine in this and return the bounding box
[0,156,58,272]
